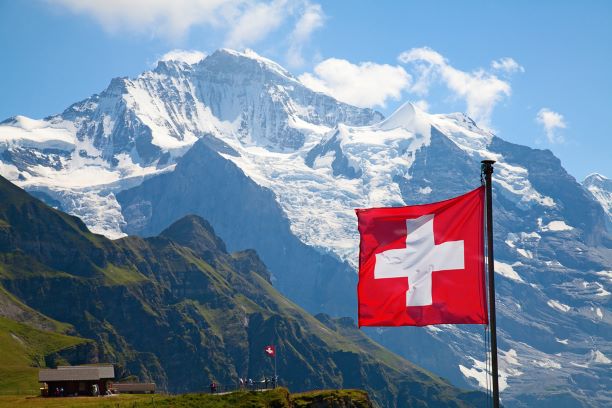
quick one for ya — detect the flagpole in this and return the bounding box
[482,160,500,408]
[274,348,277,387]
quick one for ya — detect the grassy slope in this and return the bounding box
[0,388,372,408]
[0,317,90,395]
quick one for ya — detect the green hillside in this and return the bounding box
[0,175,486,407]
[0,316,91,395]
[0,388,372,408]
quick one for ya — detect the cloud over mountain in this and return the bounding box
[536,108,567,144]
[50,0,324,54]
[398,47,520,127]
[299,58,411,108]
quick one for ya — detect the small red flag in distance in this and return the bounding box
[264,345,276,357]
[356,187,488,327]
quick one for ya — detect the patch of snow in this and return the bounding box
[596,270,612,283]
[594,282,610,297]
[0,116,76,151]
[505,232,539,259]
[591,350,611,364]
[516,248,533,259]
[494,162,555,209]
[538,218,574,232]
[459,362,489,390]
[533,358,561,369]
[429,112,492,154]
[0,161,20,180]
[547,299,571,313]
[555,338,569,345]
[459,349,523,392]
[494,261,525,283]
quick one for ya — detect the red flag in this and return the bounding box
[356,187,487,327]
[264,345,275,357]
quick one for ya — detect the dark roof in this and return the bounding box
[113,383,156,392]
[39,365,114,382]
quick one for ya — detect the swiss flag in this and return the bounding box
[264,345,276,357]
[356,187,487,327]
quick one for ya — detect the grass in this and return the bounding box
[98,264,147,286]
[0,317,91,395]
[0,286,74,334]
[0,389,291,408]
[0,388,373,408]
[0,394,154,407]
[292,389,372,407]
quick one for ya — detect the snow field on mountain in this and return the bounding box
[0,116,76,151]
[217,103,433,265]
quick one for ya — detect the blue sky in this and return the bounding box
[1,0,610,180]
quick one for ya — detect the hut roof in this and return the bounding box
[39,365,115,382]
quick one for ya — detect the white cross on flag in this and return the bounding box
[356,187,488,326]
[264,345,276,357]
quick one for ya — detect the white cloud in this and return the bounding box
[413,99,430,112]
[536,108,567,143]
[398,47,517,127]
[49,0,235,39]
[492,57,525,74]
[160,49,206,64]
[224,0,288,48]
[299,59,411,108]
[286,2,325,67]
[49,0,323,53]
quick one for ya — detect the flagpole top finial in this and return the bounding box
[481,160,495,175]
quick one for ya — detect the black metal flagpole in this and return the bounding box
[481,159,500,408]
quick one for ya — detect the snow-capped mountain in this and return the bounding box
[0,49,380,238]
[0,49,610,407]
[584,173,612,230]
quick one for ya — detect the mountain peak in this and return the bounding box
[584,172,609,185]
[160,214,227,254]
[206,48,295,80]
[376,102,431,136]
[583,172,612,225]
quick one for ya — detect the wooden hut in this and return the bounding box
[112,382,156,394]
[39,365,114,397]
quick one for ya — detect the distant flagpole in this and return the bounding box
[274,347,277,385]
[482,160,500,408]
